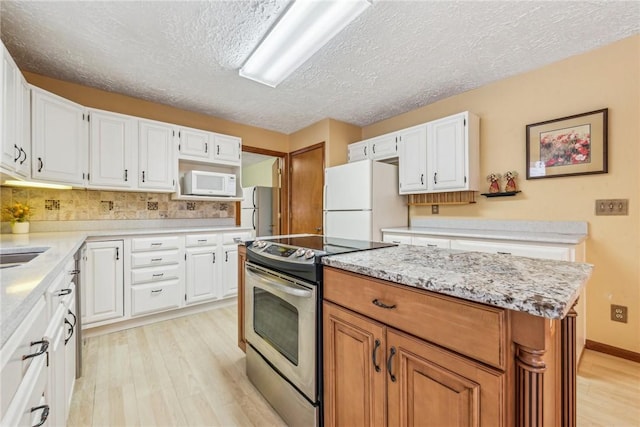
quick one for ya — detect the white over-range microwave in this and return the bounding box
[183,171,236,196]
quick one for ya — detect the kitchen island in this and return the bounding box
[322,244,592,427]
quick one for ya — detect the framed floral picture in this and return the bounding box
[526,109,608,179]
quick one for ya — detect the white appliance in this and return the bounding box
[324,159,407,241]
[183,170,236,196]
[242,186,273,237]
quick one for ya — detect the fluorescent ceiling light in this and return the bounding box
[3,180,72,190]
[240,0,372,87]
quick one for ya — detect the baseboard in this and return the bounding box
[585,339,640,363]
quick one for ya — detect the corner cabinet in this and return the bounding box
[398,111,479,194]
[31,87,88,186]
[138,119,176,191]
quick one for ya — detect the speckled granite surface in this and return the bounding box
[322,245,593,319]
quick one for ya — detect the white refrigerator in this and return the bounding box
[324,159,407,241]
[241,186,273,237]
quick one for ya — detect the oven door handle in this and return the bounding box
[246,265,313,298]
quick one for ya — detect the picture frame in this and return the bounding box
[526,108,608,180]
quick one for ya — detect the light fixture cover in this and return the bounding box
[240,0,372,87]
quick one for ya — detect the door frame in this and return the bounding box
[288,142,325,234]
[238,146,290,235]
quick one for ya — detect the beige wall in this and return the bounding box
[288,118,362,167]
[23,72,290,152]
[242,158,276,188]
[362,35,640,353]
[289,119,330,154]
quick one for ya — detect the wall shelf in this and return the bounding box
[408,191,477,206]
[480,191,521,198]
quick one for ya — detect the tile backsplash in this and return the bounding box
[1,187,235,222]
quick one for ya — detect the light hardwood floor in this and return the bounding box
[69,305,640,426]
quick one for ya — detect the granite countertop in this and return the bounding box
[322,245,593,319]
[0,225,251,346]
[382,219,588,245]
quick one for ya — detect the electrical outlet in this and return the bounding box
[431,205,439,215]
[611,304,628,323]
[595,199,629,216]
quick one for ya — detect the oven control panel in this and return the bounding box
[249,241,319,263]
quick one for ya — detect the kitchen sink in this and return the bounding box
[0,249,47,269]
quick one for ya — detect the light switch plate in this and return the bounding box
[595,199,629,216]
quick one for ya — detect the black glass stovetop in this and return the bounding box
[259,235,395,256]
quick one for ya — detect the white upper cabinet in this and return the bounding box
[212,133,241,165]
[399,112,479,194]
[31,87,88,186]
[347,140,369,162]
[88,109,137,189]
[138,119,176,191]
[177,127,211,162]
[1,42,30,178]
[347,133,399,163]
[398,125,428,193]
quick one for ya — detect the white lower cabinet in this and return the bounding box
[81,240,125,325]
[221,244,239,298]
[412,235,451,249]
[131,280,181,316]
[45,303,66,427]
[185,245,218,304]
[449,239,572,259]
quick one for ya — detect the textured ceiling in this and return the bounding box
[1,1,639,135]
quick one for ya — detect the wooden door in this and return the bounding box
[289,142,324,234]
[323,301,386,427]
[387,329,505,427]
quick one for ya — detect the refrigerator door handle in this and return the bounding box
[252,209,256,230]
[252,187,257,208]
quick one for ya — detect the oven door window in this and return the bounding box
[253,287,299,365]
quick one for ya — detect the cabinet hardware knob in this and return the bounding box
[30,404,50,427]
[372,339,381,372]
[372,299,396,310]
[22,339,49,360]
[115,247,120,260]
[387,346,397,382]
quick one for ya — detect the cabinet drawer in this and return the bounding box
[222,231,251,245]
[412,236,451,249]
[450,239,572,261]
[0,298,48,416]
[382,233,412,244]
[131,264,181,284]
[131,280,181,316]
[324,267,507,369]
[131,250,180,267]
[185,234,219,247]
[131,236,180,252]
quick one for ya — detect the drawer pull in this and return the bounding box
[22,340,49,360]
[372,299,396,310]
[31,404,50,427]
[497,251,512,255]
[151,289,163,294]
[68,269,80,275]
[150,242,163,247]
[197,239,207,243]
[392,240,401,244]
[152,273,164,278]
[427,244,437,248]
[372,339,381,373]
[55,288,72,296]
[387,346,397,382]
[151,258,163,262]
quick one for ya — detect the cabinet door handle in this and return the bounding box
[205,142,208,153]
[225,251,229,262]
[434,172,438,184]
[364,146,367,156]
[142,171,146,182]
[372,339,381,373]
[55,288,72,297]
[152,273,164,278]
[420,174,424,185]
[115,247,120,260]
[19,147,27,164]
[150,242,163,247]
[372,143,376,154]
[387,346,397,382]
[497,251,512,255]
[212,253,216,263]
[22,340,49,360]
[14,144,20,162]
[67,309,77,328]
[124,169,128,182]
[151,288,163,293]
[30,404,50,427]
[217,145,220,155]
[151,258,163,262]
[68,269,80,275]
[37,157,43,172]
[372,299,396,310]
[427,244,437,248]
[64,318,75,345]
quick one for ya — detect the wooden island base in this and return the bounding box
[323,267,577,427]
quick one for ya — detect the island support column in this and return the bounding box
[561,304,578,427]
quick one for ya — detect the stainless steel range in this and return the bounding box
[244,235,394,427]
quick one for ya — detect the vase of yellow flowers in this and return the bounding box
[5,202,32,234]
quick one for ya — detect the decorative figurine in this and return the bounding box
[504,170,518,192]
[486,173,502,193]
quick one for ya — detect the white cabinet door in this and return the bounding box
[45,304,67,427]
[221,245,238,298]
[15,77,31,178]
[428,112,467,191]
[178,127,211,161]
[212,133,241,165]
[369,134,398,161]
[32,88,87,185]
[81,241,124,325]
[185,247,218,304]
[138,119,176,190]
[1,44,19,171]
[62,287,77,418]
[398,125,428,193]
[347,140,369,163]
[89,109,137,189]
